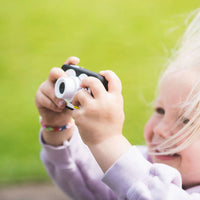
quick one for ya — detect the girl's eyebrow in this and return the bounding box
[177,110,189,120]
[176,101,187,114]
[154,98,162,106]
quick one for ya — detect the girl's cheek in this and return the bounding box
[144,117,155,145]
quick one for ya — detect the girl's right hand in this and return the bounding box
[35,56,80,145]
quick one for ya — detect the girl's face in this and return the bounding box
[144,70,200,188]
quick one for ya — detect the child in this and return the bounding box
[35,11,200,200]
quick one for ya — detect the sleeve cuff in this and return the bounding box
[102,146,151,198]
[39,126,81,167]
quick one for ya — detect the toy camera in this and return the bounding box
[55,64,108,109]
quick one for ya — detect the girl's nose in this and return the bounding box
[153,122,173,139]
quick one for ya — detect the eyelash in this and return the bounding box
[155,107,165,115]
[182,118,190,124]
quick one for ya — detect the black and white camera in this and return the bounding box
[55,64,108,109]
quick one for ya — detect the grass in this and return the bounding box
[0,0,198,184]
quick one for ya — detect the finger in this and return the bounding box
[80,77,106,98]
[48,67,67,83]
[72,88,93,107]
[64,56,80,65]
[36,90,64,112]
[99,70,122,93]
[40,81,66,109]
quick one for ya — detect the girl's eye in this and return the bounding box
[182,118,190,124]
[155,107,165,115]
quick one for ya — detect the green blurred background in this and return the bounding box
[0,0,198,185]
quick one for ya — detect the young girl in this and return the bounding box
[35,11,200,199]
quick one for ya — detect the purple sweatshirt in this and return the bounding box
[40,127,200,200]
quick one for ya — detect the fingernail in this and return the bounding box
[99,70,105,74]
[58,100,65,107]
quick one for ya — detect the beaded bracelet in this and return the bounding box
[39,117,74,132]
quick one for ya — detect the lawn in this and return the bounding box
[0,0,198,184]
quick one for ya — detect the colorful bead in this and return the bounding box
[39,117,74,132]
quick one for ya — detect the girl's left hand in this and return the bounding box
[72,70,125,146]
[72,70,132,172]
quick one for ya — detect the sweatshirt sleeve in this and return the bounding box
[102,146,200,200]
[40,126,117,200]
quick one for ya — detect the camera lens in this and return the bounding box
[59,82,65,94]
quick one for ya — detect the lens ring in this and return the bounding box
[59,82,65,94]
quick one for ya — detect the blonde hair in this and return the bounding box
[150,9,200,155]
